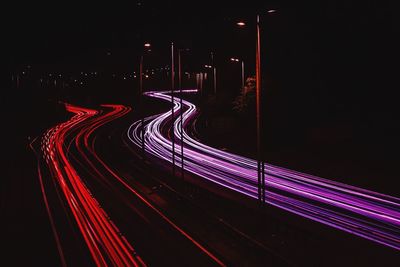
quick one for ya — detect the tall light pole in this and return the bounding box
[241,60,245,88]
[139,42,151,159]
[255,14,264,203]
[211,52,217,95]
[196,72,205,95]
[230,57,245,88]
[178,48,190,181]
[171,42,176,178]
[237,9,276,203]
[204,64,213,95]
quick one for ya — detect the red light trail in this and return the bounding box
[35,104,144,266]
[31,103,225,266]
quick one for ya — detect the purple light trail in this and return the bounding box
[127,90,400,250]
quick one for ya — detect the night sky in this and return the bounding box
[5,1,399,188]
[7,2,397,67]
[6,1,398,101]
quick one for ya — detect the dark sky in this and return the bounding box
[6,1,262,65]
[6,1,397,72]
[6,1,398,102]
[4,1,399,192]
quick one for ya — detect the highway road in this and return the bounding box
[127,90,400,251]
[32,103,229,266]
[28,91,400,266]
[31,102,292,266]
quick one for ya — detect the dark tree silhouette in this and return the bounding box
[232,76,256,114]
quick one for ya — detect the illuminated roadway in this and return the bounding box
[32,103,226,266]
[30,91,399,266]
[127,90,400,251]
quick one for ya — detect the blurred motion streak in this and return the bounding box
[128,90,400,251]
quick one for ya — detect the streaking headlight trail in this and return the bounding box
[127,90,400,251]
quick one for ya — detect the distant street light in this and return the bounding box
[211,52,217,95]
[230,57,245,88]
[203,54,217,95]
[171,42,176,178]
[139,42,151,159]
[196,73,204,94]
[178,48,190,181]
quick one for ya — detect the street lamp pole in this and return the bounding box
[211,52,217,95]
[178,48,184,180]
[171,42,176,178]
[241,60,245,88]
[255,14,265,203]
[139,42,151,160]
[230,57,245,89]
[139,54,145,159]
[237,10,276,203]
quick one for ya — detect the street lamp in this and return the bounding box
[139,42,151,159]
[178,48,190,180]
[204,63,215,95]
[230,57,245,88]
[211,52,217,95]
[237,9,277,203]
[171,42,176,177]
[196,72,205,94]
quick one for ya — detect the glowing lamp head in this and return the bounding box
[144,43,151,48]
[236,21,246,27]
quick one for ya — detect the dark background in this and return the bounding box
[3,0,399,195]
[1,2,399,266]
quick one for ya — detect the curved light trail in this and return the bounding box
[127,90,400,251]
[35,103,225,267]
[38,104,145,266]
